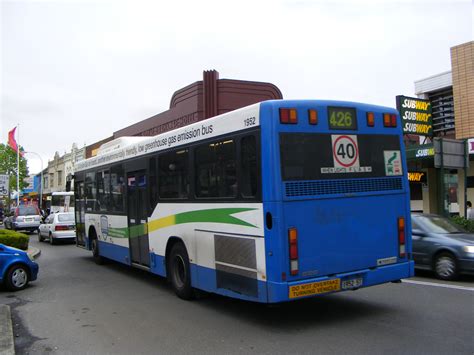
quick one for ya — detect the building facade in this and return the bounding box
[85,70,283,158]
[406,41,473,217]
[37,143,86,208]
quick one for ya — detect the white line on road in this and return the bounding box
[402,279,474,291]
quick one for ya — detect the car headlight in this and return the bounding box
[462,246,474,253]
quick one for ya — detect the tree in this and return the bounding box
[0,143,29,196]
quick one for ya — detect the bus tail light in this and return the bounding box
[366,112,375,127]
[289,227,299,275]
[383,113,398,127]
[398,217,406,258]
[308,109,318,125]
[280,108,298,124]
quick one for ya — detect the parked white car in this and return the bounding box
[38,212,76,245]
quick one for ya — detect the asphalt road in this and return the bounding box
[1,235,473,355]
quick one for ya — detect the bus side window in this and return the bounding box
[149,157,158,213]
[241,135,257,198]
[85,172,96,211]
[158,149,189,199]
[195,139,236,199]
[96,170,110,212]
[110,164,124,212]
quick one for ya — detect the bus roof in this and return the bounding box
[75,102,261,172]
[75,99,398,173]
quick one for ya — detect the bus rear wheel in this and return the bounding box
[168,242,194,300]
[91,235,105,265]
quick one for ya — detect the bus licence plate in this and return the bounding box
[289,279,341,299]
[342,278,363,289]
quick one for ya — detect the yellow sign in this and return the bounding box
[289,279,341,299]
[408,172,426,182]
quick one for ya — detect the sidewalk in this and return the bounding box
[0,305,14,355]
[0,246,41,355]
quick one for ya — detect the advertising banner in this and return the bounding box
[396,95,432,136]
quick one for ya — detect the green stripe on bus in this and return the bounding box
[103,207,258,239]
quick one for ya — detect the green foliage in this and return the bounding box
[0,143,29,200]
[0,229,29,250]
[451,216,474,233]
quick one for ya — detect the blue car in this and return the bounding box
[0,244,39,291]
[411,213,474,280]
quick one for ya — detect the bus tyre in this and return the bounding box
[434,252,458,281]
[91,238,105,265]
[168,243,194,300]
[5,264,30,291]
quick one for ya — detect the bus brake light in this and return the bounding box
[398,217,406,258]
[383,113,398,128]
[280,108,298,124]
[366,112,375,127]
[289,227,299,275]
[391,114,397,127]
[308,109,318,125]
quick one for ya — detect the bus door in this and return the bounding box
[127,171,150,267]
[75,181,86,247]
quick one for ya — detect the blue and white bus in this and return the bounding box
[74,100,414,303]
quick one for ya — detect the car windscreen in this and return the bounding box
[279,133,401,181]
[415,215,465,233]
[18,206,39,216]
[58,213,74,222]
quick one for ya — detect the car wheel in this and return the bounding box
[91,237,105,265]
[38,230,44,242]
[434,252,458,281]
[167,242,194,300]
[49,233,55,245]
[5,264,30,291]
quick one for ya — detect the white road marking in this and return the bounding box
[402,279,474,291]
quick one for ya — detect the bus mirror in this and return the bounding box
[65,181,71,192]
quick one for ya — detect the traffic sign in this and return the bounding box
[332,135,360,168]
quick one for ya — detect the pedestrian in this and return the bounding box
[467,201,474,220]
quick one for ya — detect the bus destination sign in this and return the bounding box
[396,95,432,136]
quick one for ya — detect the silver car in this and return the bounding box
[8,206,42,232]
[38,212,76,245]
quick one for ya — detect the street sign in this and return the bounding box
[434,138,468,169]
[0,174,9,197]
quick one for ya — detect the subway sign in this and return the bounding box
[405,144,434,160]
[408,171,426,183]
[396,95,432,136]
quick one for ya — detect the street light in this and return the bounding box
[24,151,43,210]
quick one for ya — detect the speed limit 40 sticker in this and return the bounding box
[321,135,372,174]
[332,135,359,168]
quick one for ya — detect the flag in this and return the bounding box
[8,127,23,156]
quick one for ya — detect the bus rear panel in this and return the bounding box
[260,100,413,302]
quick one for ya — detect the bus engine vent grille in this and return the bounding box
[285,178,403,197]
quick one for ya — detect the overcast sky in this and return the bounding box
[1,0,473,174]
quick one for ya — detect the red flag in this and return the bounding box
[8,127,23,156]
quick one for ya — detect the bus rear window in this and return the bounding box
[280,133,401,181]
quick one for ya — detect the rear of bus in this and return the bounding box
[259,100,414,303]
